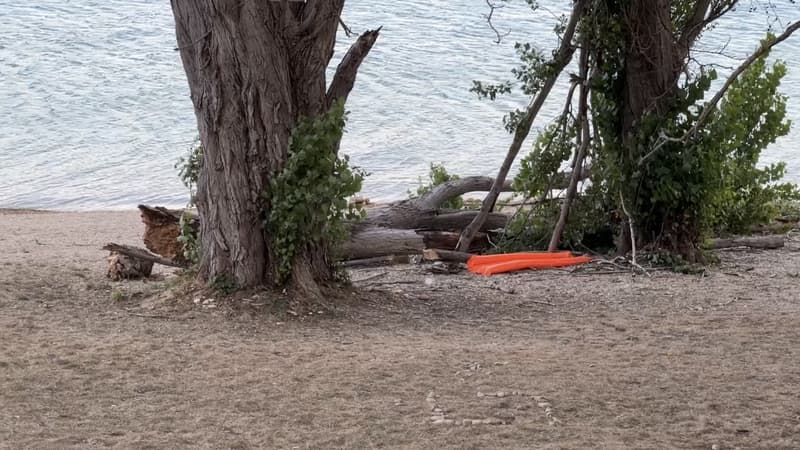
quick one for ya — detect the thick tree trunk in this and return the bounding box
[622,0,678,138]
[616,0,687,258]
[171,1,375,292]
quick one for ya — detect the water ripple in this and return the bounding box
[1,0,798,210]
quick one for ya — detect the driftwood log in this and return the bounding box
[104,244,158,280]
[706,235,785,250]
[342,229,488,260]
[103,243,188,268]
[138,176,510,263]
[106,253,153,280]
[422,249,474,263]
[103,243,187,280]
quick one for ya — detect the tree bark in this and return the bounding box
[171,1,375,291]
[621,0,679,138]
[614,0,690,258]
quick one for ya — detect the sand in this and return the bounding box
[1,209,799,449]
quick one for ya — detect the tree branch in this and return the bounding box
[456,0,589,252]
[677,1,738,61]
[484,0,511,44]
[689,20,800,139]
[415,176,513,210]
[339,17,353,37]
[326,27,382,109]
[548,35,591,252]
[640,20,800,166]
[676,0,713,52]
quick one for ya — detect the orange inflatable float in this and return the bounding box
[467,251,591,275]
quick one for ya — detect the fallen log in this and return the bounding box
[103,243,188,268]
[341,229,488,260]
[414,176,513,210]
[422,249,474,263]
[138,176,512,262]
[106,252,154,280]
[360,204,508,231]
[706,235,785,250]
[342,255,412,267]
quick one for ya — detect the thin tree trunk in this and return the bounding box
[548,39,591,252]
[456,0,588,252]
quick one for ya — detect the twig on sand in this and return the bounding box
[583,257,651,277]
[124,309,172,319]
[351,272,388,283]
[528,300,555,306]
[358,280,420,288]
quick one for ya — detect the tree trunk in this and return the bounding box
[455,0,589,252]
[615,0,689,258]
[171,1,375,292]
[621,0,678,139]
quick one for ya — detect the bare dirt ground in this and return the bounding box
[1,209,799,449]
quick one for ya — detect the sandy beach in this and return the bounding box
[1,209,799,448]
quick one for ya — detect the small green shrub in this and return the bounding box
[701,56,799,234]
[110,289,125,302]
[175,138,203,201]
[775,199,800,219]
[177,211,200,266]
[175,139,203,266]
[263,101,366,283]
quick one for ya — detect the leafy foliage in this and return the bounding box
[514,122,576,199]
[596,53,796,257]
[174,140,203,266]
[177,211,200,266]
[409,162,464,210]
[479,2,796,259]
[263,101,366,284]
[175,138,203,201]
[700,56,798,234]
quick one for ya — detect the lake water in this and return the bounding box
[2,1,799,210]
